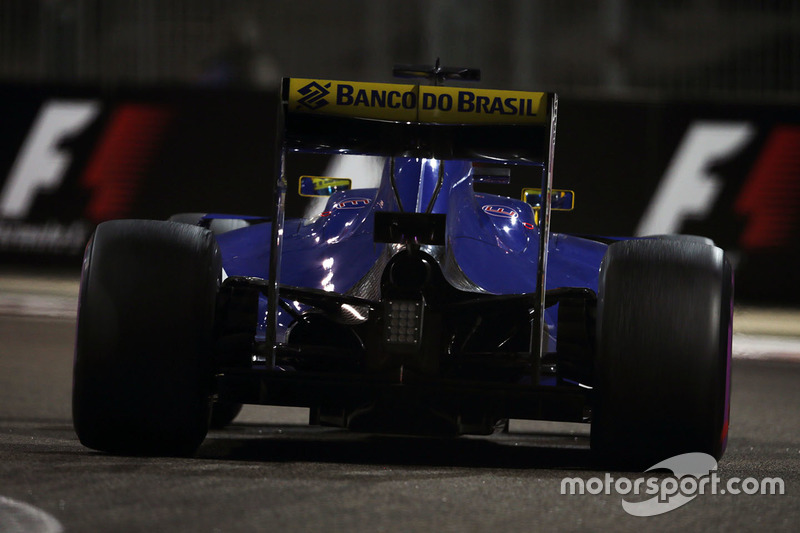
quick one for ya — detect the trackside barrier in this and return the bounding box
[0,83,797,303]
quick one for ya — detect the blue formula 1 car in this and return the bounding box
[73,66,733,467]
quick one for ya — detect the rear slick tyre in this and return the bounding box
[591,239,733,468]
[72,220,221,456]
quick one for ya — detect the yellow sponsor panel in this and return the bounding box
[287,78,548,125]
[419,86,548,124]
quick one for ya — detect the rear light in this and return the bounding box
[384,300,423,345]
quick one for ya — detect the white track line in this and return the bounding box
[0,293,77,319]
[732,333,800,362]
[0,496,63,533]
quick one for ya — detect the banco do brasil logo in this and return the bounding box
[297,81,331,110]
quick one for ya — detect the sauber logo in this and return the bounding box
[296,81,331,110]
[333,198,371,210]
[482,205,518,218]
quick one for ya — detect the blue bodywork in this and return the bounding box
[214,157,607,364]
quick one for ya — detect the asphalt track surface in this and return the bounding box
[0,276,799,532]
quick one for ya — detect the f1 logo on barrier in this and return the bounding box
[1,99,173,224]
[0,100,100,219]
[637,120,800,251]
[0,98,173,257]
[636,121,755,236]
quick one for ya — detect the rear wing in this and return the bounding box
[281,78,552,161]
[266,78,559,370]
